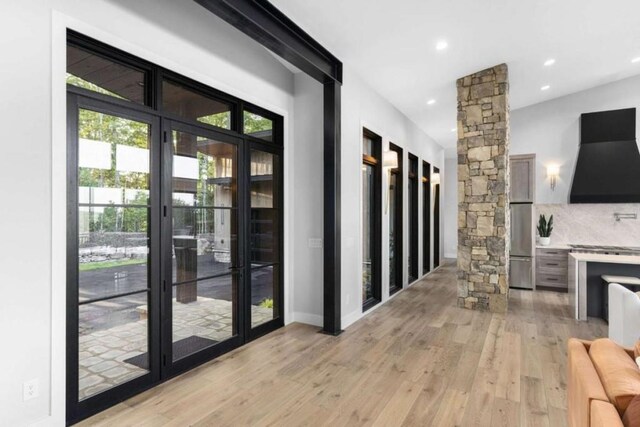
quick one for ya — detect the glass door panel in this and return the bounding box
[249,148,281,329]
[75,107,154,401]
[168,128,240,362]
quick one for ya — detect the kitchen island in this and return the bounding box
[568,252,640,320]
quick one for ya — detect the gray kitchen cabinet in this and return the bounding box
[536,248,569,291]
[510,154,536,203]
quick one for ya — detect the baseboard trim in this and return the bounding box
[291,312,323,327]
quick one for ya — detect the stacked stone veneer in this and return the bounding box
[456,64,510,313]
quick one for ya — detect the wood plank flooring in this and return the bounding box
[78,261,607,426]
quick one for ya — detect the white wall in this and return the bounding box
[291,73,325,326]
[0,0,444,424]
[341,65,444,328]
[511,73,640,203]
[0,0,321,425]
[443,157,458,258]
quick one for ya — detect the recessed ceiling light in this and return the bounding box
[451,128,457,132]
[427,99,436,105]
[541,85,550,91]
[632,57,640,63]
[544,58,556,66]
[436,40,448,51]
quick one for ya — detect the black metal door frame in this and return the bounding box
[66,94,163,423]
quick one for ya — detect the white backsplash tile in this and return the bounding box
[534,203,640,247]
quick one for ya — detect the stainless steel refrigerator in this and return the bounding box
[509,203,534,289]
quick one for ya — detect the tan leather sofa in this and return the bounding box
[568,338,638,427]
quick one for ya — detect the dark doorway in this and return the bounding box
[388,143,403,294]
[433,166,441,268]
[408,153,419,283]
[362,129,382,310]
[422,161,431,275]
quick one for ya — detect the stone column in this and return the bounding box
[456,64,510,313]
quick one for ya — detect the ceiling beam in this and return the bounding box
[194,0,342,84]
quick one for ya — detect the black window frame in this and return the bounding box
[408,153,419,284]
[362,128,382,311]
[422,160,431,275]
[433,166,441,269]
[65,30,285,424]
[388,143,403,295]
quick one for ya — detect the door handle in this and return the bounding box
[228,266,245,272]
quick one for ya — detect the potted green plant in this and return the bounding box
[537,214,554,246]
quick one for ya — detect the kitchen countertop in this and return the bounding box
[535,244,572,250]
[569,252,640,265]
[568,252,640,321]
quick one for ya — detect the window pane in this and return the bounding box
[251,265,279,327]
[363,135,373,156]
[67,45,146,104]
[362,164,374,302]
[79,292,149,400]
[172,208,237,283]
[78,109,150,205]
[244,111,273,142]
[163,80,232,129]
[172,130,237,208]
[250,209,279,265]
[250,150,277,208]
[79,207,149,302]
[172,276,237,361]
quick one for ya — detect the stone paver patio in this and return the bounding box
[78,297,272,400]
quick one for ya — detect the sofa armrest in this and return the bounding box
[591,400,624,427]
[568,339,610,427]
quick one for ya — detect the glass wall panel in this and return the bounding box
[67,45,146,104]
[362,163,374,302]
[163,80,232,130]
[172,276,236,361]
[244,111,273,142]
[249,148,280,328]
[76,108,152,401]
[78,292,149,400]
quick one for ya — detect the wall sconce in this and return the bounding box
[431,172,441,185]
[383,150,398,169]
[547,164,560,190]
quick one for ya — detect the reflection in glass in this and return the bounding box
[251,265,278,327]
[250,209,279,265]
[79,207,149,302]
[78,292,149,400]
[171,208,235,284]
[170,128,238,357]
[389,172,398,289]
[244,111,273,142]
[250,150,276,208]
[362,164,374,303]
[172,131,236,208]
[163,80,232,129]
[172,276,236,361]
[76,109,152,400]
[363,135,373,157]
[67,45,146,104]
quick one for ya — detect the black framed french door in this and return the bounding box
[161,119,245,376]
[66,94,162,422]
[67,96,285,423]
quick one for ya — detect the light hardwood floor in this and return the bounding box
[79,261,607,426]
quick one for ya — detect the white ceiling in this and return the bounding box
[270,0,640,149]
